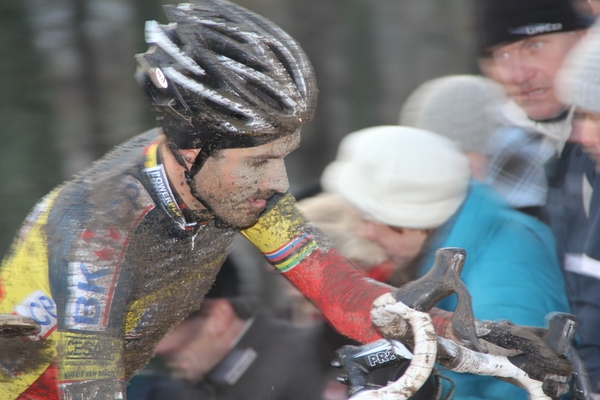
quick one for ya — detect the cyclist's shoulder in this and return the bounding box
[46,130,161,234]
[70,129,160,185]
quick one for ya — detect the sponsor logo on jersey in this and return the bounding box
[66,259,117,330]
[143,143,196,230]
[65,175,154,331]
[15,290,58,339]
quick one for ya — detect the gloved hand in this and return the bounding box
[475,319,573,398]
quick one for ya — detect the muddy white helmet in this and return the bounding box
[135,0,318,153]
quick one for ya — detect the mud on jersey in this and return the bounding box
[0,130,235,399]
[0,130,404,400]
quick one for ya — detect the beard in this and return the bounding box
[199,188,274,229]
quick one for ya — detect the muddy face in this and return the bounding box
[192,133,300,228]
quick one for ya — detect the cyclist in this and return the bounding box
[0,0,575,399]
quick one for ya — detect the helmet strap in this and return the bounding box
[166,137,233,229]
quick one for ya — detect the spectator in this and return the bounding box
[0,0,577,398]
[477,0,593,216]
[553,16,600,393]
[297,193,395,284]
[477,0,600,391]
[293,194,440,400]
[127,258,337,400]
[399,75,507,181]
[321,125,570,400]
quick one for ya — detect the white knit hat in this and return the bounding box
[321,126,471,229]
[557,18,600,114]
[399,75,506,153]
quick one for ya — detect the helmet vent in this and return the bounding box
[247,81,287,113]
[204,98,250,124]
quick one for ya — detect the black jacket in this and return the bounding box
[127,313,337,400]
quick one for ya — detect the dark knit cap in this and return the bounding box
[478,0,594,53]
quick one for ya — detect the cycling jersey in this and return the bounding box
[0,130,235,398]
[0,129,450,399]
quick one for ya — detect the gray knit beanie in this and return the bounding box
[557,18,600,114]
[399,75,506,154]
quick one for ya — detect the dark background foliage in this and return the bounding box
[0,0,478,255]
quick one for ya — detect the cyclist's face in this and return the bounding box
[193,132,300,228]
[365,221,429,266]
[487,31,582,120]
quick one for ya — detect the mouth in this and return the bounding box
[248,198,267,210]
[515,87,549,101]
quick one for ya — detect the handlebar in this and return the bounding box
[334,247,593,400]
[343,293,592,400]
[336,300,438,400]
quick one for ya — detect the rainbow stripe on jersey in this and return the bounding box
[241,193,318,273]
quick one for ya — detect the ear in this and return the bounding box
[178,148,201,167]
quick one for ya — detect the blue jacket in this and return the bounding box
[417,181,570,400]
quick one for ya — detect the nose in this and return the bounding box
[365,221,377,241]
[262,159,289,194]
[497,56,534,86]
[508,61,532,85]
[154,332,179,356]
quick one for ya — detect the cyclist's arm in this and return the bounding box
[241,193,452,343]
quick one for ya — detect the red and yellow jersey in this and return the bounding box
[0,131,234,399]
[1,130,453,399]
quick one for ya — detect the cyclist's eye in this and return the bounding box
[252,159,270,167]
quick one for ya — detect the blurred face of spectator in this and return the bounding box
[154,300,232,382]
[571,110,600,170]
[488,31,583,120]
[365,221,429,266]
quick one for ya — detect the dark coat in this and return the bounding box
[127,313,337,400]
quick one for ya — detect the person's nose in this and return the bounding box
[365,221,377,241]
[262,160,289,194]
[154,334,179,356]
[498,56,534,86]
[508,59,535,85]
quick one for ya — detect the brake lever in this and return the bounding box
[332,339,413,397]
[391,247,487,353]
[543,313,592,400]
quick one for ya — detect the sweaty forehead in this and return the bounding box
[216,132,301,162]
[242,132,300,157]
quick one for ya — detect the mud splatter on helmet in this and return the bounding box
[135,0,318,153]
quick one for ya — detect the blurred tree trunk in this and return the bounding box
[25,0,164,179]
[0,1,62,255]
